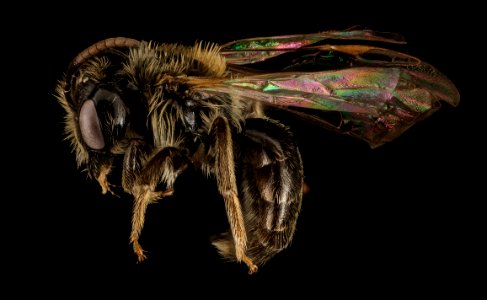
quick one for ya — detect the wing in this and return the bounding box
[193,29,460,148]
[219,28,407,65]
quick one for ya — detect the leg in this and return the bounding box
[238,118,304,266]
[121,139,147,194]
[128,147,190,262]
[87,152,117,196]
[96,164,114,195]
[209,116,258,274]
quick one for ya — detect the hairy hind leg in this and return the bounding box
[208,116,258,274]
[241,117,304,265]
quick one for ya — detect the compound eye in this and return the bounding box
[79,99,105,150]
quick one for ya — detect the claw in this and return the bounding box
[97,170,120,197]
[105,183,120,198]
[155,188,174,199]
[248,264,259,275]
[133,240,147,262]
[242,255,258,275]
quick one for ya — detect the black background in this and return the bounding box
[15,2,481,297]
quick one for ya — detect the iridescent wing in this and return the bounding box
[194,29,460,148]
[219,28,407,65]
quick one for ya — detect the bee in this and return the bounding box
[55,29,460,274]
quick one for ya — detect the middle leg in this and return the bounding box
[129,146,190,262]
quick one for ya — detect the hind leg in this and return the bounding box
[208,116,258,274]
[212,117,304,267]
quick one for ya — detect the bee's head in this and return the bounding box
[57,38,142,167]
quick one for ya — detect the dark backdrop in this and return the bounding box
[16,2,480,297]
